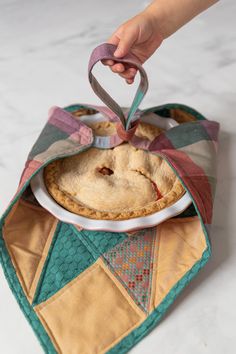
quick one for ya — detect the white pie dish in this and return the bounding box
[30,169,192,232]
[30,113,192,232]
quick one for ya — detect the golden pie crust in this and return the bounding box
[44,111,185,220]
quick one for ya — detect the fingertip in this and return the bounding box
[118,68,136,80]
[111,63,125,73]
[127,67,137,78]
[113,49,121,57]
[114,48,126,58]
[101,59,114,66]
[107,59,115,66]
[126,78,134,85]
[129,67,137,75]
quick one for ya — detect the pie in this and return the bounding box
[44,109,185,220]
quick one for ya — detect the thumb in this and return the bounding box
[113,28,137,58]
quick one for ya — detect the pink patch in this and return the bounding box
[70,130,92,145]
[142,281,149,289]
[144,234,152,241]
[115,257,123,265]
[18,160,42,190]
[161,150,213,224]
[130,244,138,252]
[136,262,144,269]
[122,274,129,282]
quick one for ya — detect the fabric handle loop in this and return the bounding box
[88,43,149,131]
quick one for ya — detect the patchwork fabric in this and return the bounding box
[0,42,219,354]
[34,261,145,354]
[0,101,219,353]
[80,229,128,256]
[103,227,157,313]
[33,222,96,305]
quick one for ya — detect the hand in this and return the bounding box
[102,0,218,84]
[102,10,163,84]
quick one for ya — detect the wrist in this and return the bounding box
[143,1,171,39]
[144,0,220,39]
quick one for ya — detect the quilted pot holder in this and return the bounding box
[0,43,220,354]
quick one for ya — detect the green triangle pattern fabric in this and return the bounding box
[32,222,96,305]
[80,229,128,255]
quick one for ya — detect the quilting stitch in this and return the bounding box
[102,226,157,313]
[33,222,95,305]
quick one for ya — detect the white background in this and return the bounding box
[0,1,235,353]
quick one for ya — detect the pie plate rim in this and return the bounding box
[30,169,192,233]
[30,114,192,232]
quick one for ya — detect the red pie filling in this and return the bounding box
[134,169,163,201]
[151,181,162,200]
[98,167,114,175]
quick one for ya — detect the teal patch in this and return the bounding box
[154,107,171,118]
[64,104,89,113]
[33,222,95,305]
[126,90,144,129]
[150,103,206,121]
[166,122,211,149]
[28,123,69,159]
[80,229,128,256]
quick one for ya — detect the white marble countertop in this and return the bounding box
[0,1,235,353]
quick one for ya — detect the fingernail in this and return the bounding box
[114,49,123,57]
